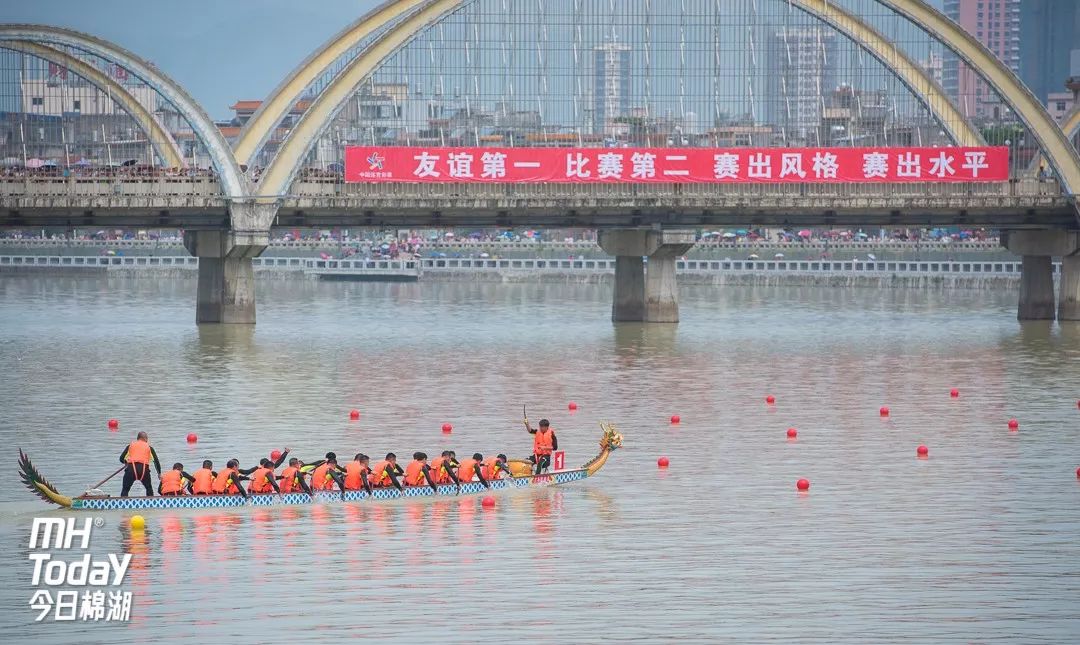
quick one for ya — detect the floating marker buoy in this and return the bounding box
[186,433,198,444]
[270,450,282,462]
[568,401,578,411]
[481,496,495,508]
[950,388,959,398]
[796,478,810,491]
[349,409,360,420]
[917,445,929,457]
[130,515,145,531]
[107,419,119,430]
[442,423,453,433]
[657,457,670,468]
[1008,418,1019,430]
[879,406,890,417]
[787,428,797,439]
[670,415,681,424]
[1076,466,1080,479]
[766,395,776,404]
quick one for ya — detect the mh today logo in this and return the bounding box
[27,518,133,622]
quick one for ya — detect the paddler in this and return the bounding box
[343,453,373,494]
[456,453,491,488]
[430,451,461,488]
[310,455,346,494]
[247,459,282,495]
[158,462,195,496]
[481,453,510,481]
[403,452,438,492]
[236,448,289,478]
[211,459,248,498]
[369,453,404,491]
[278,457,313,495]
[191,460,216,495]
[525,418,558,475]
[119,431,162,497]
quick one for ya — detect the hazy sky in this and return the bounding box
[2,0,383,119]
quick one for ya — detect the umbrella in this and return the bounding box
[736,229,749,236]
[867,254,877,261]
[774,253,785,258]
[747,253,760,260]
[444,232,455,238]
[1,157,20,167]
[798,230,812,238]
[73,158,92,166]
[121,159,138,167]
[327,162,344,172]
[25,158,45,169]
[722,232,737,239]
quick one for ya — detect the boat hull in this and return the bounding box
[69,469,588,511]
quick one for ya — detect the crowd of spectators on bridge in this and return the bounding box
[1,163,218,180]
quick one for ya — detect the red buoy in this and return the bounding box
[670,415,681,424]
[186,433,198,444]
[568,401,578,411]
[917,445,929,457]
[879,406,890,417]
[481,496,496,508]
[766,395,776,405]
[442,423,453,433]
[349,409,360,420]
[1076,400,1079,410]
[657,456,670,468]
[950,388,959,398]
[786,427,797,439]
[796,478,810,491]
[1008,418,1019,430]
[1076,466,1080,479]
[270,450,282,462]
[107,418,119,430]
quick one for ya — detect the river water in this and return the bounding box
[1,276,1078,642]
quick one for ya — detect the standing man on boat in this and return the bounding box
[525,418,558,475]
[119,431,162,497]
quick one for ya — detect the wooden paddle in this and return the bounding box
[84,465,125,494]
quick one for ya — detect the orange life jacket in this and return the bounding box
[481,457,504,481]
[212,468,240,495]
[249,466,275,493]
[192,468,214,494]
[279,466,303,493]
[160,470,185,495]
[369,461,391,487]
[533,428,554,456]
[457,458,479,483]
[404,460,428,486]
[344,461,369,490]
[126,440,151,464]
[430,457,449,484]
[312,463,336,491]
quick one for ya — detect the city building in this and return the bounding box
[1019,0,1080,104]
[920,52,944,87]
[592,43,631,136]
[942,0,1020,120]
[764,27,838,142]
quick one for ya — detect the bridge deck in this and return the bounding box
[2,177,1076,229]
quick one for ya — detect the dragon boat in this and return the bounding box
[19,424,622,511]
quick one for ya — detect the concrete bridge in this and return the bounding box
[2,0,1080,324]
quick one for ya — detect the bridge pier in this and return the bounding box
[1002,230,1080,321]
[598,230,695,323]
[183,230,267,324]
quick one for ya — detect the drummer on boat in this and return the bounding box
[524,418,558,474]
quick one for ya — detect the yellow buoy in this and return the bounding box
[130,515,146,531]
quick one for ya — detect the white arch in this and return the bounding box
[0,24,246,197]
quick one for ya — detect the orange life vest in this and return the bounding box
[249,466,275,493]
[126,439,151,464]
[457,458,479,483]
[430,457,449,484]
[212,468,240,495]
[279,466,303,493]
[344,461,369,490]
[160,470,185,495]
[311,463,335,491]
[369,461,391,487]
[481,457,504,481]
[191,468,214,494]
[404,460,428,486]
[533,428,554,456]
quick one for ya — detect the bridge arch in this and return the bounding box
[0,24,246,198]
[258,0,987,198]
[1062,106,1080,149]
[1,40,186,169]
[234,0,430,167]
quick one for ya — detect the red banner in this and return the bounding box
[345,146,1009,184]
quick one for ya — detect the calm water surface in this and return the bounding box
[1,276,1078,642]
